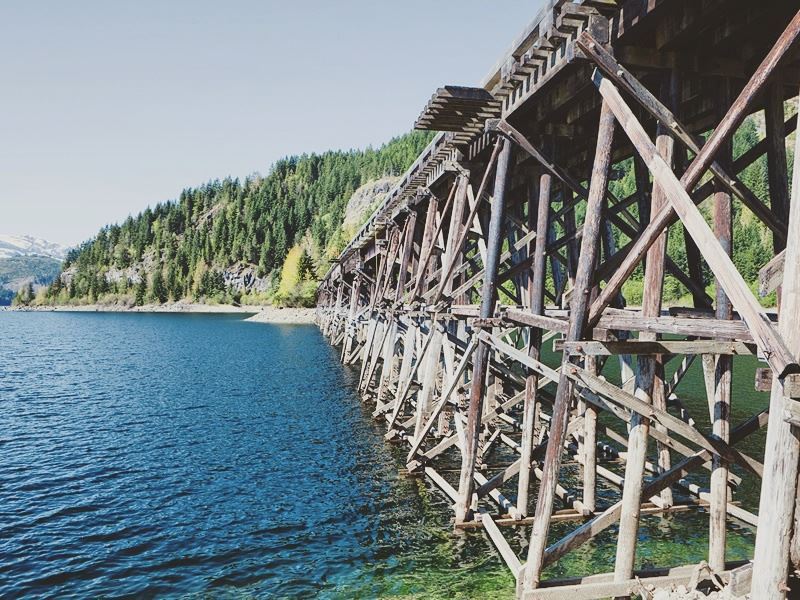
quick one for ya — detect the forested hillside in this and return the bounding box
[40,131,433,307]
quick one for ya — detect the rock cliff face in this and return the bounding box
[341,176,398,233]
[60,259,271,293]
[221,263,270,293]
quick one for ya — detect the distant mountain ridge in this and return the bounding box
[0,234,67,305]
[0,234,68,260]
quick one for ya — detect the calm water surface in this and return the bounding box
[0,312,764,598]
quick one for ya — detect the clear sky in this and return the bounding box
[1,1,538,246]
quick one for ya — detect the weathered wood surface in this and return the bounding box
[314,3,800,599]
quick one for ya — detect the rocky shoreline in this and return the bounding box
[5,302,316,324]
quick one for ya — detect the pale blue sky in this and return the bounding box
[1,1,537,246]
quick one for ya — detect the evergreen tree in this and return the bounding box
[298,249,314,280]
[135,277,147,306]
[166,264,179,301]
[13,282,35,306]
[151,269,167,304]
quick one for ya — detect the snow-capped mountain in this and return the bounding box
[0,234,68,260]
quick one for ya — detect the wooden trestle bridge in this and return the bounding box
[316,1,800,597]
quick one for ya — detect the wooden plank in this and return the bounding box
[505,307,569,333]
[524,573,698,600]
[729,562,753,597]
[425,466,459,503]
[524,567,737,600]
[480,512,522,576]
[595,310,752,341]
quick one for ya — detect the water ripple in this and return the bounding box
[0,312,515,599]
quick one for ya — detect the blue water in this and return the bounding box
[0,312,510,599]
[0,312,764,598]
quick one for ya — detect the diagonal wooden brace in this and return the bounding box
[594,70,798,377]
[576,30,788,244]
[587,10,800,329]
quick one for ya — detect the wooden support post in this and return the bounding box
[378,228,401,302]
[518,171,551,517]
[583,348,598,514]
[342,272,363,361]
[332,282,344,338]
[548,208,565,305]
[751,88,800,598]
[615,72,677,585]
[456,137,512,523]
[708,81,734,574]
[521,100,616,591]
[375,318,398,409]
[766,78,790,258]
[414,192,441,298]
[672,145,712,312]
[414,326,444,437]
[435,144,502,305]
[600,213,635,396]
[562,187,578,294]
[766,78,790,311]
[369,242,387,311]
[395,211,418,304]
[634,155,650,228]
[395,319,417,413]
[413,181,460,301]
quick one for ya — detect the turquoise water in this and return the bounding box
[0,312,763,598]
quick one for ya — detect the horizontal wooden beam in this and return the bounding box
[525,563,743,600]
[556,339,756,356]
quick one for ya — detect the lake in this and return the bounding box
[0,312,765,598]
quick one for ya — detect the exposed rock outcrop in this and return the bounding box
[341,176,398,233]
[221,262,270,293]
